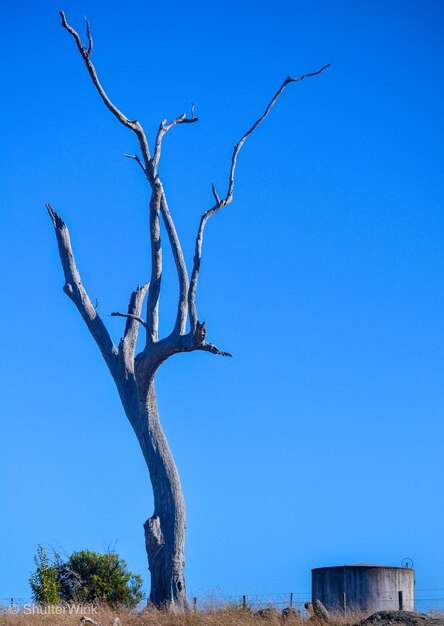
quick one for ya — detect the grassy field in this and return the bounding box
[3,605,443,626]
[0,605,371,626]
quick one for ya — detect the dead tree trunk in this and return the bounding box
[131,382,187,608]
[48,10,329,610]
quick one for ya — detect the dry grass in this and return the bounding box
[0,606,287,626]
[0,605,371,626]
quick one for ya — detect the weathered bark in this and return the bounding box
[141,385,186,608]
[49,9,329,611]
[125,377,187,610]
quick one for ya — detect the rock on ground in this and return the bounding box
[359,611,444,626]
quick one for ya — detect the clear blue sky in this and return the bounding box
[1,0,444,608]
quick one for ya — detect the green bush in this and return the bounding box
[29,546,144,608]
[29,545,62,605]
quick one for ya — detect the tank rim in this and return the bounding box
[312,564,415,571]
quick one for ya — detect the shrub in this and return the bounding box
[29,545,62,605]
[29,546,144,608]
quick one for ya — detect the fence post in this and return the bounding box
[290,592,293,608]
[242,595,247,610]
[343,592,347,614]
[193,597,197,612]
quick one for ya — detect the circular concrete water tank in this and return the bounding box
[312,564,415,614]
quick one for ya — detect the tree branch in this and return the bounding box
[61,12,190,338]
[152,113,198,177]
[224,64,330,204]
[111,311,148,330]
[175,331,232,358]
[124,153,147,177]
[211,183,221,206]
[159,190,189,336]
[188,64,331,331]
[84,17,93,57]
[198,342,232,358]
[60,11,151,167]
[146,185,162,342]
[46,203,119,374]
[113,282,149,370]
[150,114,198,336]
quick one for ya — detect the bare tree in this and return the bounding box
[47,11,329,610]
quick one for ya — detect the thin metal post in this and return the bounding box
[193,597,197,612]
[290,592,293,608]
[343,591,347,614]
[398,590,403,611]
[242,595,247,610]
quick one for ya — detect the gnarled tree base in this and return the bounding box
[144,515,188,610]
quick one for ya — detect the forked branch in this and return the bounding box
[60,11,151,167]
[61,12,191,340]
[152,113,198,177]
[85,17,93,56]
[113,281,149,368]
[59,13,328,352]
[151,113,198,336]
[188,64,331,331]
